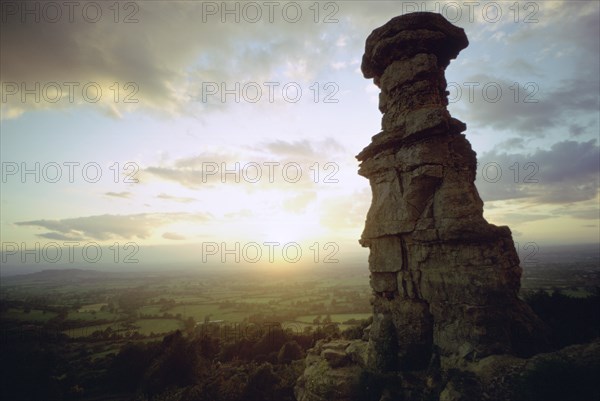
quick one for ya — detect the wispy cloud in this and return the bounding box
[477,139,599,204]
[105,191,132,199]
[458,75,599,134]
[15,213,211,241]
[0,2,351,118]
[143,138,347,190]
[156,193,197,203]
[162,232,186,241]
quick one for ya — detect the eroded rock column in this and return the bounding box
[357,12,546,371]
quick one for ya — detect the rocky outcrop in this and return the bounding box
[444,338,600,401]
[356,12,548,372]
[295,340,368,401]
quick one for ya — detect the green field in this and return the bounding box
[63,318,183,337]
[1,308,57,322]
[134,319,183,335]
[78,303,108,312]
[68,309,120,321]
[330,313,372,322]
[166,304,229,320]
[170,296,212,303]
[138,305,164,316]
[64,323,118,338]
[295,313,371,324]
[1,268,375,345]
[236,296,280,304]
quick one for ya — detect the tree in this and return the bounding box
[277,341,304,364]
[107,342,155,391]
[184,316,196,336]
[143,331,199,396]
[243,363,279,401]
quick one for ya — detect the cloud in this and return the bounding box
[457,75,599,134]
[162,232,186,241]
[569,124,586,137]
[261,138,345,159]
[283,191,317,213]
[156,193,197,203]
[320,188,371,230]
[550,205,600,221]
[144,167,212,189]
[476,139,599,204]
[484,211,554,225]
[2,1,598,121]
[0,1,352,118]
[502,59,543,78]
[37,232,85,241]
[173,151,241,169]
[105,191,132,199]
[224,209,254,219]
[447,3,599,137]
[331,61,347,70]
[335,35,348,47]
[143,138,347,189]
[496,137,525,150]
[511,2,600,69]
[15,213,210,241]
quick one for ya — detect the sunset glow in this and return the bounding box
[1,1,598,272]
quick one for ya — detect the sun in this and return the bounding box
[260,213,323,244]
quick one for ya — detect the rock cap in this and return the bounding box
[361,12,468,79]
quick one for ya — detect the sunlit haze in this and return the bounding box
[1,0,599,273]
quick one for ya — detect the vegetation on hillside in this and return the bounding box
[0,267,598,400]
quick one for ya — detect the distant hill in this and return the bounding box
[535,243,599,263]
[0,268,118,284]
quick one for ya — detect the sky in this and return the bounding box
[1,0,599,271]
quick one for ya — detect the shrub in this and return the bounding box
[525,289,600,348]
[516,357,600,401]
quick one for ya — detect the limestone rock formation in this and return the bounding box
[357,12,548,371]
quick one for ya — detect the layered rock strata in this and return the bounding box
[357,12,547,371]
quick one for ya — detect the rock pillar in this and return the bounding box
[357,12,546,371]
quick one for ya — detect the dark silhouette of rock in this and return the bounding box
[357,11,547,371]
